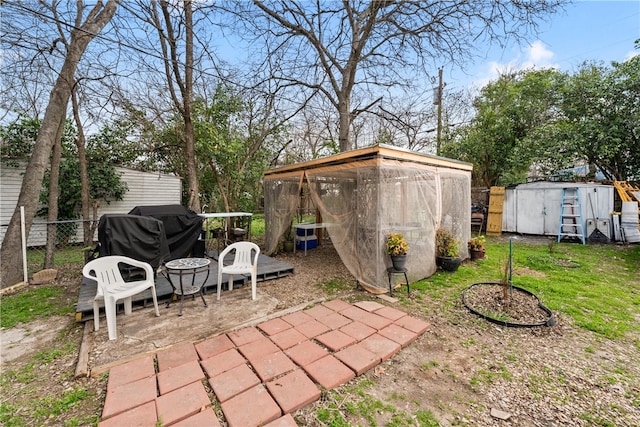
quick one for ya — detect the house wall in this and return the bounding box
[0,165,182,247]
[502,182,615,240]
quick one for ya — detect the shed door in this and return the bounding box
[516,189,545,235]
[542,189,563,236]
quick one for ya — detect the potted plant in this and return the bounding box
[282,221,295,252]
[435,228,461,272]
[386,232,409,270]
[468,235,486,261]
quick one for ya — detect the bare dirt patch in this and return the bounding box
[2,242,639,426]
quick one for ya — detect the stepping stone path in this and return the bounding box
[98,299,430,427]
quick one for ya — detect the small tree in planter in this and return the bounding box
[435,228,461,272]
[386,233,409,270]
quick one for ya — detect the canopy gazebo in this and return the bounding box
[263,144,473,293]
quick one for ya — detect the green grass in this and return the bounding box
[410,238,640,341]
[0,285,75,328]
[319,278,354,294]
[0,331,91,427]
[26,245,86,268]
[250,213,265,236]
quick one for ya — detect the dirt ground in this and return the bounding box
[2,241,639,426]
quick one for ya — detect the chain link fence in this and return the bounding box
[1,219,95,278]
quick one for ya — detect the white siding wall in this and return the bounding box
[0,165,182,247]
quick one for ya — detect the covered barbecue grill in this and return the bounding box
[97,214,171,270]
[128,204,204,260]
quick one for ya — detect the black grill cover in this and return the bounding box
[128,205,203,260]
[97,214,170,269]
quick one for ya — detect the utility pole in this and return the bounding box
[436,67,443,156]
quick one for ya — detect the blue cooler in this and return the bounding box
[296,235,318,250]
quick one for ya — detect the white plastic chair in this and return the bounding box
[216,241,260,301]
[83,256,160,340]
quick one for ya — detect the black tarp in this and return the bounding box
[128,205,203,260]
[97,214,170,270]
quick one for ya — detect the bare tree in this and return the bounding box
[1,0,118,288]
[113,0,208,212]
[237,0,566,152]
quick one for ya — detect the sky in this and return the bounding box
[446,0,640,91]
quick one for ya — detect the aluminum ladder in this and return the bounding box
[558,187,586,244]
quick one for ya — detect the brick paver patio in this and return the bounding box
[98,299,430,426]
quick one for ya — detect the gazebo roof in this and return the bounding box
[264,144,473,177]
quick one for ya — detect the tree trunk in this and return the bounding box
[72,89,93,261]
[183,1,199,213]
[44,117,66,268]
[338,100,351,152]
[0,0,118,288]
[184,118,200,212]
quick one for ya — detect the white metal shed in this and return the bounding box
[502,182,615,240]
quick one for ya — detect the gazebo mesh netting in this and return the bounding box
[264,146,471,294]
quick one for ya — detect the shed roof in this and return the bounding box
[510,181,613,190]
[264,144,473,177]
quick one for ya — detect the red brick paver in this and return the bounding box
[266,369,321,413]
[334,343,380,375]
[354,300,386,312]
[315,329,357,352]
[102,376,157,419]
[322,299,353,312]
[378,323,419,348]
[200,348,246,377]
[172,408,221,427]
[156,342,199,371]
[227,326,264,346]
[360,333,402,361]
[238,336,280,364]
[394,315,431,334]
[258,317,292,336]
[303,354,355,390]
[195,334,235,359]
[107,355,155,389]
[263,413,299,427]
[317,312,352,330]
[281,310,314,326]
[251,351,297,382]
[98,401,156,427]
[208,363,261,402]
[374,305,407,321]
[269,327,308,350]
[157,360,204,395]
[221,385,281,427]
[285,340,328,367]
[340,320,376,341]
[155,381,211,426]
[294,318,330,339]
[304,304,335,319]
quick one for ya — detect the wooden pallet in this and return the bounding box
[76,254,294,322]
[614,181,640,203]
